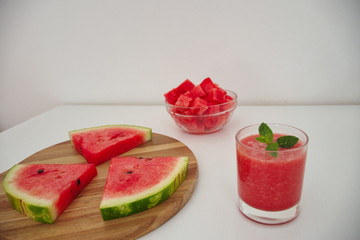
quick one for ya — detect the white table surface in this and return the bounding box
[1,104,360,240]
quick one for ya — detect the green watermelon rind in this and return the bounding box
[2,165,57,224]
[68,124,152,144]
[4,192,54,223]
[99,156,189,220]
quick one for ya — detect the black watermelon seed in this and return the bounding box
[137,157,152,161]
[37,168,44,174]
[76,179,81,185]
[126,171,133,174]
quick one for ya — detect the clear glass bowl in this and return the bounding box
[165,90,237,134]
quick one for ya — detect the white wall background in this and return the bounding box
[1,0,359,131]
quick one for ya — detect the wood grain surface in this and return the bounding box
[0,133,198,240]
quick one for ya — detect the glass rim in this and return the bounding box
[235,123,309,153]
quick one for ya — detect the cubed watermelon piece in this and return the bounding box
[175,79,195,93]
[175,91,193,108]
[224,94,234,101]
[205,104,221,115]
[189,85,206,98]
[199,78,219,93]
[190,97,208,115]
[206,88,227,103]
[164,90,179,105]
[205,114,228,131]
[220,100,236,112]
[180,117,205,133]
[164,79,195,104]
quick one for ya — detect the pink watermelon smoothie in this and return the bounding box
[236,134,307,211]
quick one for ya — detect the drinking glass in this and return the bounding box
[235,123,308,224]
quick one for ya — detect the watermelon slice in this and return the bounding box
[69,125,152,165]
[2,163,97,223]
[100,156,188,220]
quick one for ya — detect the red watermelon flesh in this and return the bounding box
[206,88,227,103]
[175,91,193,108]
[199,77,219,93]
[170,79,195,94]
[69,125,152,165]
[191,97,208,115]
[100,156,188,220]
[165,78,235,112]
[2,163,97,223]
[103,157,180,198]
[189,85,206,98]
[163,90,178,105]
[164,79,195,104]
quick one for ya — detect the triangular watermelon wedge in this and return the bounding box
[2,163,97,223]
[100,156,188,220]
[69,125,152,165]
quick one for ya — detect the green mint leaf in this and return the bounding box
[255,122,299,157]
[270,152,278,157]
[266,142,279,157]
[266,142,278,151]
[258,122,273,144]
[255,136,268,143]
[277,136,299,148]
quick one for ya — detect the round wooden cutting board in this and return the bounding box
[0,133,198,240]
